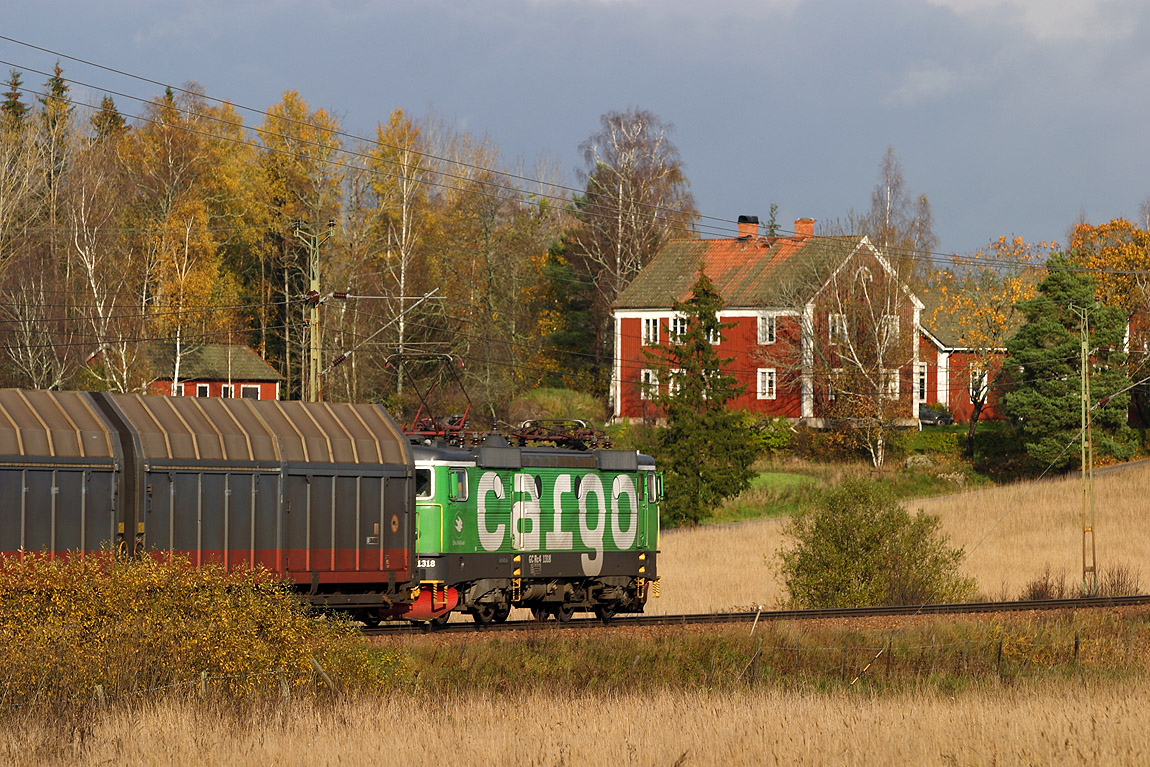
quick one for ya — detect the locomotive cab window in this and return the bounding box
[415,468,432,499]
[447,467,468,502]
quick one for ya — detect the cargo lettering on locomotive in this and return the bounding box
[474,470,640,576]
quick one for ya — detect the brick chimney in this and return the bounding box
[794,218,815,237]
[737,215,759,239]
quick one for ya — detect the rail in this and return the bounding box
[360,594,1150,636]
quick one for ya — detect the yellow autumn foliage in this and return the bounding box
[0,553,398,706]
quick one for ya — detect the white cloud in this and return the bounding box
[927,0,1138,43]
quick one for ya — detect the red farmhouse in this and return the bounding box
[146,343,283,401]
[612,216,927,426]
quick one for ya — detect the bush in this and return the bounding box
[778,479,976,608]
[0,554,393,707]
[743,413,793,456]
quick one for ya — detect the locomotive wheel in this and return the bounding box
[593,604,617,623]
[471,604,496,626]
[359,609,381,628]
[492,602,511,623]
[429,612,452,628]
[555,604,575,623]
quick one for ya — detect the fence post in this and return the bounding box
[310,657,338,694]
[93,684,106,708]
[199,671,208,699]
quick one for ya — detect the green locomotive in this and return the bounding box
[407,432,661,624]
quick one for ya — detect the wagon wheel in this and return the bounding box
[593,604,617,624]
[429,612,452,629]
[359,609,382,628]
[530,606,551,622]
[555,604,576,623]
[492,602,512,623]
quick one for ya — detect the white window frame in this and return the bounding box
[706,318,722,345]
[639,369,658,401]
[240,384,261,400]
[221,384,234,398]
[970,366,988,403]
[669,315,688,344]
[642,317,660,346]
[196,383,210,397]
[917,363,928,403]
[828,368,843,401]
[829,313,847,345]
[757,368,777,400]
[882,369,899,400]
[758,314,776,345]
[668,368,685,397]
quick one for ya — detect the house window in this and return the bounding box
[758,314,776,345]
[970,366,988,403]
[829,314,847,345]
[221,385,234,398]
[881,315,900,347]
[642,317,660,346]
[917,364,928,403]
[668,368,684,397]
[827,368,843,401]
[706,317,722,345]
[669,315,687,343]
[757,368,777,400]
[882,369,899,400]
[241,385,261,400]
[196,384,210,397]
[639,369,658,401]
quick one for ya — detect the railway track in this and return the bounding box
[361,593,1150,636]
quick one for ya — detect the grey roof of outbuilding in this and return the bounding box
[146,343,283,382]
[613,235,868,310]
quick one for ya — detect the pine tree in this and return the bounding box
[1000,255,1133,472]
[648,269,757,526]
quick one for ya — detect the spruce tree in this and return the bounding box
[90,95,127,140]
[1,70,29,126]
[1000,255,1133,472]
[648,269,757,526]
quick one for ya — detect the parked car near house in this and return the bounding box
[918,404,954,426]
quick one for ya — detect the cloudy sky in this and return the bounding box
[7,0,1150,257]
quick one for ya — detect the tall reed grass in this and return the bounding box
[8,679,1150,766]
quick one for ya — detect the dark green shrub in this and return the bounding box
[778,479,976,608]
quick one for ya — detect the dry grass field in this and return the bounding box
[649,462,1150,614]
[9,680,1150,766]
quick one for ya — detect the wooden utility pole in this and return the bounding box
[294,220,336,402]
[1073,304,1098,596]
